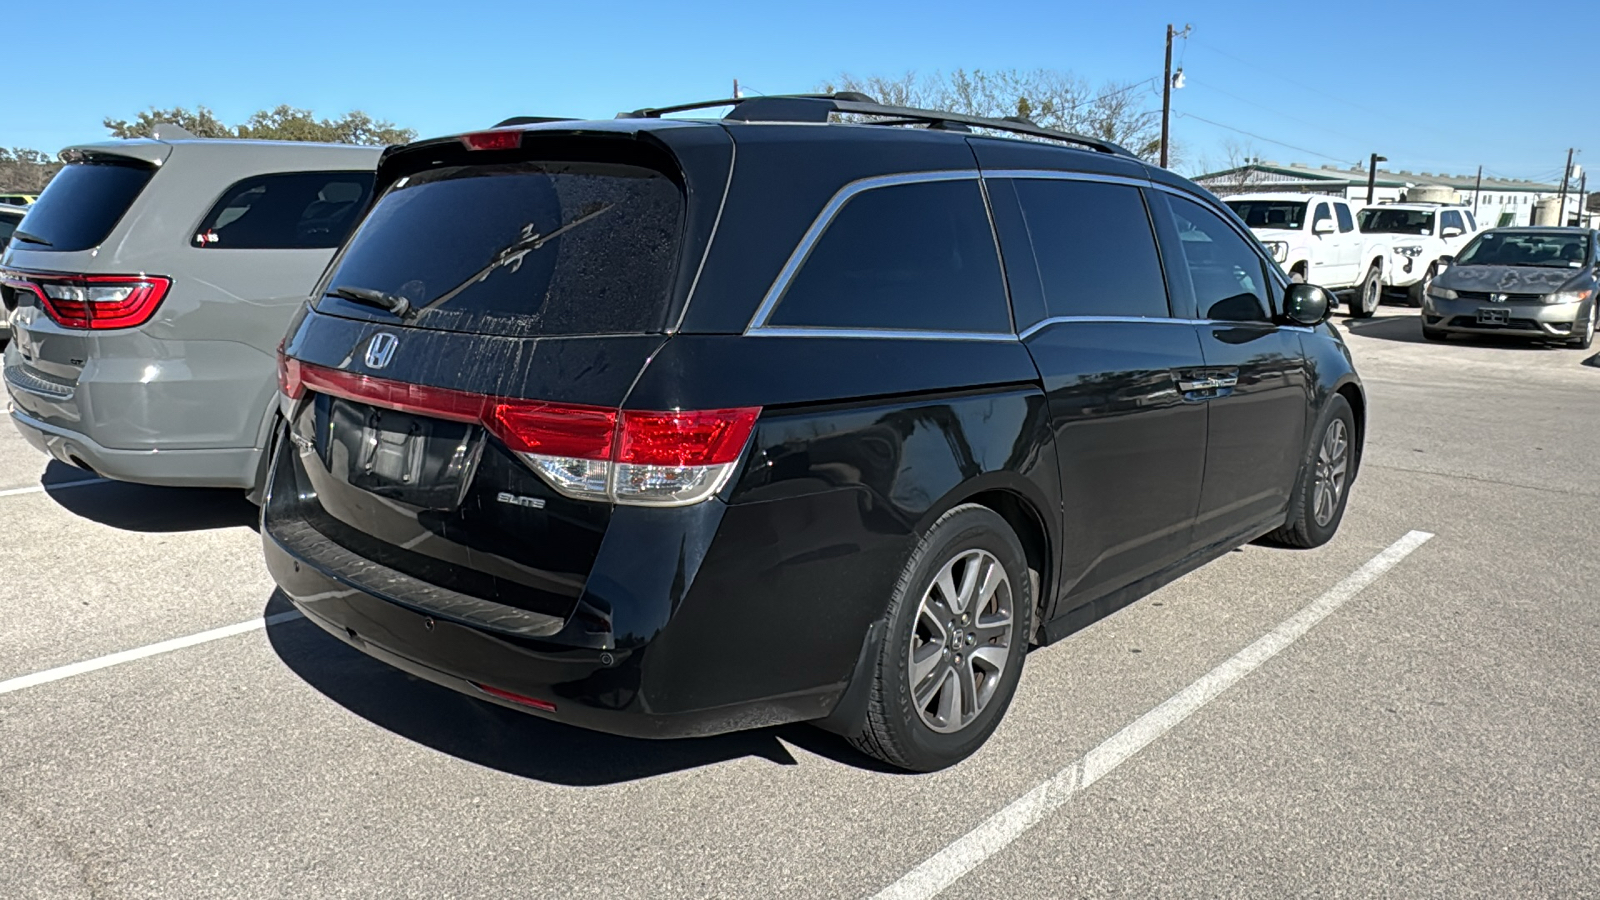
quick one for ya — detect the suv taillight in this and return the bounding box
[2,272,171,330]
[279,356,760,507]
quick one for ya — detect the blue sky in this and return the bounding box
[4,0,1594,181]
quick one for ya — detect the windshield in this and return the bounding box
[1359,207,1435,235]
[316,161,684,337]
[1455,231,1591,268]
[1224,199,1307,230]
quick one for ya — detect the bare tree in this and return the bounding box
[0,148,62,193]
[1197,139,1268,196]
[820,69,1164,162]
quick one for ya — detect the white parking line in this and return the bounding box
[0,610,305,697]
[0,477,110,498]
[871,529,1436,900]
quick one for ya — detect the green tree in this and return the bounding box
[819,68,1166,163]
[104,105,415,146]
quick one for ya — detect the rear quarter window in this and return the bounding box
[765,178,1010,334]
[194,172,375,249]
[10,160,155,252]
[316,161,683,337]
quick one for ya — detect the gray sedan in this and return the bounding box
[1421,226,1599,349]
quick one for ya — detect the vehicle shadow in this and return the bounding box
[1342,314,1570,350]
[42,461,260,532]
[263,591,900,785]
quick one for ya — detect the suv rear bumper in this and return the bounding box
[264,526,845,739]
[10,407,261,488]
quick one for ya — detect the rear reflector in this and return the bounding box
[3,272,171,330]
[472,683,557,712]
[461,131,522,151]
[277,355,759,506]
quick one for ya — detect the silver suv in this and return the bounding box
[1,134,379,494]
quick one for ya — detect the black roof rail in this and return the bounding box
[615,93,1133,157]
[492,116,578,127]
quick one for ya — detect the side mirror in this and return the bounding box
[1438,254,1455,266]
[1442,226,1463,238]
[1313,219,1336,235]
[1281,283,1334,327]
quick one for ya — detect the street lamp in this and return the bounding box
[1366,153,1387,205]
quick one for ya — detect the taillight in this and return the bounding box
[4,273,171,330]
[461,131,522,151]
[279,358,759,507]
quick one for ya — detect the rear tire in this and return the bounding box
[1407,263,1436,308]
[849,504,1033,772]
[1569,302,1596,350]
[1348,265,1382,319]
[1266,395,1355,550]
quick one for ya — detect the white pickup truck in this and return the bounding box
[1223,193,1389,318]
[1355,203,1481,307]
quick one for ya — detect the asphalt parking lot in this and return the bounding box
[2,304,1597,899]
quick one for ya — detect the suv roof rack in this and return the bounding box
[615,93,1134,157]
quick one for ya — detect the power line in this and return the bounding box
[1186,78,1370,151]
[1173,111,1351,165]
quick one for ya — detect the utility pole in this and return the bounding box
[1366,153,1387,206]
[1472,165,1483,217]
[733,78,741,100]
[1160,23,1191,169]
[1556,147,1574,224]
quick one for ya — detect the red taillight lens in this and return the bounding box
[490,402,617,458]
[278,359,760,505]
[617,408,762,466]
[6,273,170,330]
[461,131,522,151]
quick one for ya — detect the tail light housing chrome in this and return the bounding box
[1,272,171,330]
[277,352,760,507]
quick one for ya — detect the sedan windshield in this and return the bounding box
[1359,208,1434,235]
[1224,199,1307,230]
[1455,231,1591,268]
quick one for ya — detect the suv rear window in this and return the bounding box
[766,179,1010,333]
[11,159,155,252]
[316,161,683,337]
[194,172,374,249]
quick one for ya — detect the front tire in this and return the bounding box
[849,504,1033,771]
[1569,302,1596,350]
[1407,263,1436,308]
[1349,264,1382,318]
[1266,394,1356,549]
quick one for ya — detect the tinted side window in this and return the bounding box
[768,179,1010,333]
[13,161,156,252]
[1464,211,1477,231]
[195,172,374,250]
[1441,210,1464,234]
[1166,195,1271,323]
[0,211,20,246]
[1313,203,1332,230]
[1335,203,1355,233]
[1011,178,1169,319]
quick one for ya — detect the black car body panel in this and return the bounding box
[265,106,1366,742]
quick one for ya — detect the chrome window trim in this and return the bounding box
[980,169,1153,191]
[743,170,989,332]
[744,325,1019,342]
[1016,315,1316,340]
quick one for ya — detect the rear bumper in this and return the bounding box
[10,407,261,488]
[264,526,843,739]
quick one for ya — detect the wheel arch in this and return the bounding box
[1333,377,1366,475]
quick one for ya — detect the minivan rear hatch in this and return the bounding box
[270,126,733,642]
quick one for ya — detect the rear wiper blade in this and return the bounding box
[411,203,614,317]
[330,285,413,319]
[12,229,52,247]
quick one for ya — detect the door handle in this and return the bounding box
[1177,375,1238,392]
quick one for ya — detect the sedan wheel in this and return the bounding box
[1312,419,1350,527]
[1571,303,1597,351]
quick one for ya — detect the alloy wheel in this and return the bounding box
[1363,275,1380,313]
[1312,419,1350,527]
[908,549,1014,734]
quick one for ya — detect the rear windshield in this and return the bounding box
[315,161,683,336]
[1224,199,1307,230]
[12,159,156,252]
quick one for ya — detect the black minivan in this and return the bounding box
[265,95,1364,771]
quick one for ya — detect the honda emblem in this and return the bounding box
[365,332,399,369]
